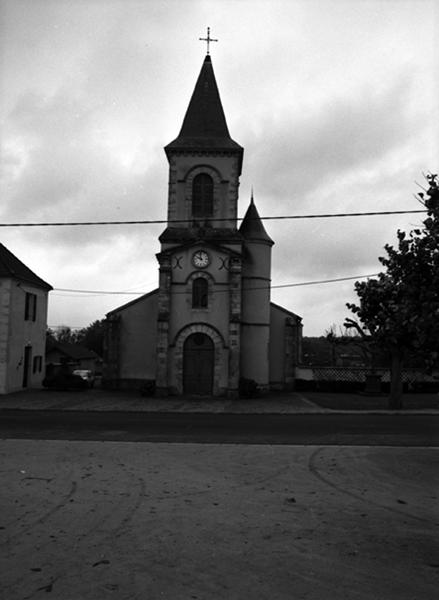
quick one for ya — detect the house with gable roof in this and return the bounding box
[45,340,102,374]
[0,243,52,394]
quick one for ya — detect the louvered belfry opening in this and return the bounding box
[192,173,213,218]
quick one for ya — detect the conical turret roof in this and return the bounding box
[239,195,274,245]
[165,55,243,160]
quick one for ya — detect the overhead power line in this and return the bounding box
[0,209,426,228]
[52,273,380,297]
[271,274,380,289]
[54,288,145,296]
[48,324,90,330]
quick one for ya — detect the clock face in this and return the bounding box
[192,250,210,268]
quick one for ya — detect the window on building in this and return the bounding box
[192,278,208,308]
[24,293,37,321]
[33,355,42,373]
[192,174,213,218]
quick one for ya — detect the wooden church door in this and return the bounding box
[183,333,214,395]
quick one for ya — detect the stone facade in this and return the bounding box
[103,54,302,396]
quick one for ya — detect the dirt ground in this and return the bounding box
[1,440,438,600]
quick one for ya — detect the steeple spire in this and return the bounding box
[165,54,243,170]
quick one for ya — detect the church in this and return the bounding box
[103,50,302,396]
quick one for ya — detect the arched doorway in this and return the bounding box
[183,333,214,395]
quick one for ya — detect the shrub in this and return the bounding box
[140,380,156,397]
[239,378,259,398]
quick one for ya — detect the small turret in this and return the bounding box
[239,192,273,245]
[239,194,273,389]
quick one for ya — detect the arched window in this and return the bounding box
[192,277,208,308]
[192,174,213,218]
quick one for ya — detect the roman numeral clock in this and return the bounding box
[192,250,210,269]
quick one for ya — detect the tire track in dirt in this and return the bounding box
[2,480,78,546]
[308,447,433,524]
[2,464,146,599]
[108,476,146,540]
[38,471,149,598]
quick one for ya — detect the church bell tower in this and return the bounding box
[155,50,245,396]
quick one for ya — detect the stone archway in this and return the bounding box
[173,324,225,395]
[183,333,214,394]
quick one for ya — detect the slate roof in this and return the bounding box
[46,341,101,360]
[106,288,159,317]
[0,243,53,290]
[239,197,273,245]
[165,55,243,165]
[159,226,243,244]
[270,301,302,322]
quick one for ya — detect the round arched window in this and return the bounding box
[192,277,208,308]
[192,174,213,218]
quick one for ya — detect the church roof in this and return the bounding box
[0,243,53,290]
[106,288,159,317]
[159,226,243,244]
[239,196,273,245]
[165,55,243,160]
[270,301,302,323]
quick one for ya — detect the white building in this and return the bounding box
[0,243,52,394]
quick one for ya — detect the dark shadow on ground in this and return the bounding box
[304,391,439,410]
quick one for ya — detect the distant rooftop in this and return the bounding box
[46,340,101,360]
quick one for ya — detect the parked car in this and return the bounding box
[72,369,95,388]
[43,372,88,390]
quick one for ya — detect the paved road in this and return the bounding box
[1,410,438,445]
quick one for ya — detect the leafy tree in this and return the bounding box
[325,324,380,371]
[346,173,439,409]
[46,325,79,345]
[76,319,105,356]
[46,319,105,356]
[46,327,56,345]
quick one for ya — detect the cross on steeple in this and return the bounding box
[199,27,218,55]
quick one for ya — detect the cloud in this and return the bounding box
[1,0,436,336]
[243,73,419,209]
[272,277,366,335]
[2,87,167,247]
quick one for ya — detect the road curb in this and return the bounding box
[1,407,439,416]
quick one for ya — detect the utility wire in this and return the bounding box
[48,325,91,330]
[53,289,146,296]
[0,209,426,228]
[271,274,380,289]
[49,273,381,329]
[52,273,379,297]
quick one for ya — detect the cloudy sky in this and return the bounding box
[1,0,438,336]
